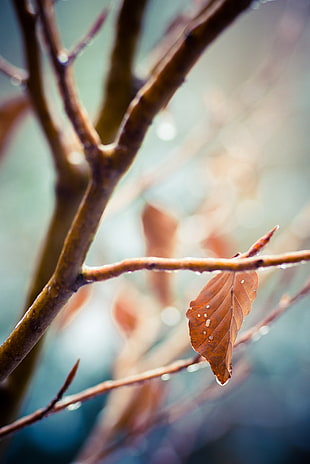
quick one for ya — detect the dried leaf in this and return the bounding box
[186,227,278,383]
[56,285,91,330]
[142,203,178,305]
[142,203,178,257]
[0,96,29,159]
[112,286,160,374]
[186,270,258,384]
[201,231,235,258]
[107,380,166,435]
[113,291,140,338]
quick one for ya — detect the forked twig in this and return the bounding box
[1,276,310,439]
[0,356,200,439]
[36,0,101,156]
[67,9,108,64]
[0,360,79,439]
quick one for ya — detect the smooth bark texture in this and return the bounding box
[0,0,254,386]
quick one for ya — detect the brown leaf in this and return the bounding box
[113,291,140,338]
[186,270,258,384]
[0,95,29,159]
[201,231,235,258]
[142,203,178,257]
[56,285,92,330]
[142,203,178,305]
[112,286,160,374]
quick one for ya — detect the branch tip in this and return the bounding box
[0,56,28,85]
[67,8,109,65]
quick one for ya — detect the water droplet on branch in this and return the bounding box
[58,51,69,64]
[67,401,82,411]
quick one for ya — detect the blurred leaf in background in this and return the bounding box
[0,0,310,463]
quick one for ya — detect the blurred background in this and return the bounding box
[0,0,310,463]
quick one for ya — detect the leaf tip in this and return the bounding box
[215,371,231,386]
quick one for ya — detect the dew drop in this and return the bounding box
[252,325,270,342]
[187,364,200,373]
[58,51,69,64]
[259,325,270,336]
[203,313,208,318]
[252,332,261,342]
[208,335,214,340]
[161,373,171,381]
[206,319,211,327]
[67,401,82,411]
[205,305,210,309]
[202,330,207,335]
[10,76,23,87]
[240,279,245,284]
[197,313,201,318]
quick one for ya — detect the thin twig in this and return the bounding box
[2,275,310,439]
[12,0,73,175]
[96,359,251,461]
[0,0,256,393]
[0,56,28,84]
[0,360,79,439]
[235,277,310,347]
[67,9,108,65]
[0,356,201,439]
[36,0,101,159]
[0,1,88,430]
[113,0,252,173]
[82,250,310,283]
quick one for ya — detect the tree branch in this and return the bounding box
[12,0,75,177]
[0,0,254,388]
[95,0,149,143]
[2,275,310,440]
[82,250,310,283]
[0,355,200,440]
[113,0,252,173]
[0,56,28,85]
[235,276,310,347]
[0,0,89,430]
[0,360,79,439]
[67,8,108,64]
[36,0,102,163]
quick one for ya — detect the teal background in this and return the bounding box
[1,1,310,463]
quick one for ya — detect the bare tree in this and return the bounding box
[0,0,310,463]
